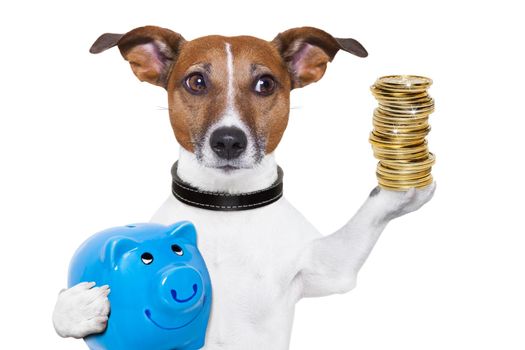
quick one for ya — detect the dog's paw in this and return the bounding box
[52,282,110,338]
[372,182,436,221]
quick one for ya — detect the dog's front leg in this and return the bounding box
[295,183,436,298]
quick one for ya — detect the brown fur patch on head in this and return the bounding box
[228,36,291,154]
[166,35,292,156]
[166,36,229,153]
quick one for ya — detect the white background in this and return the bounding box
[1,0,524,349]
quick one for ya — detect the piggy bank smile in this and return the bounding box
[145,295,208,331]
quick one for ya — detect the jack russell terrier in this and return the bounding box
[52,26,435,349]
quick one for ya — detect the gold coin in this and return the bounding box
[378,97,434,106]
[372,122,430,131]
[375,155,429,163]
[373,120,429,131]
[377,173,431,182]
[374,86,429,94]
[379,172,432,179]
[377,165,431,176]
[373,150,430,160]
[374,119,431,129]
[377,94,433,102]
[369,134,426,148]
[372,130,428,141]
[370,87,429,100]
[373,139,429,147]
[373,124,429,134]
[371,92,429,102]
[378,177,433,191]
[373,143,429,152]
[374,150,429,161]
[373,84,429,94]
[371,136,428,147]
[380,153,435,166]
[374,80,432,94]
[378,105,435,116]
[378,100,435,110]
[378,101,434,111]
[377,174,433,187]
[374,108,431,121]
[379,154,434,164]
[372,120,429,131]
[380,177,434,187]
[380,157,436,172]
[377,160,431,171]
[376,75,433,87]
[373,118,430,129]
[376,109,433,119]
[376,168,431,179]
[372,126,428,136]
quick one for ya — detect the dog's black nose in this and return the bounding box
[210,127,247,160]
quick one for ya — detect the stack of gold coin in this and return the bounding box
[369,75,435,190]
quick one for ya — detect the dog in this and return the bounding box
[52,26,435,349]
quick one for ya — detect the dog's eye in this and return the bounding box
[184,73,207,94]
[254,75,276,96]
[171,244,184,256]
[141,252,154,265]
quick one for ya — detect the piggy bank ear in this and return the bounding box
[167,221,197,246]
[101,236,139,269]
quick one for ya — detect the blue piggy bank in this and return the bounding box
[68,221,212,350]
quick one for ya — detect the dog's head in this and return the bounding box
[91,26,366,172]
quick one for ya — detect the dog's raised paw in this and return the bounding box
[373,182,436,220]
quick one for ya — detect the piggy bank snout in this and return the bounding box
[159,266,204,309]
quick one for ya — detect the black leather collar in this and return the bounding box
[171,162,283,211]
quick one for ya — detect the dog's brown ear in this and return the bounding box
[90,26,185,89]
[272,27,367,89]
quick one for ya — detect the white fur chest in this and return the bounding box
[150,195,321,349]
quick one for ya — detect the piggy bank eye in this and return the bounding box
[141,252,154,265]
[171,244,184,256]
